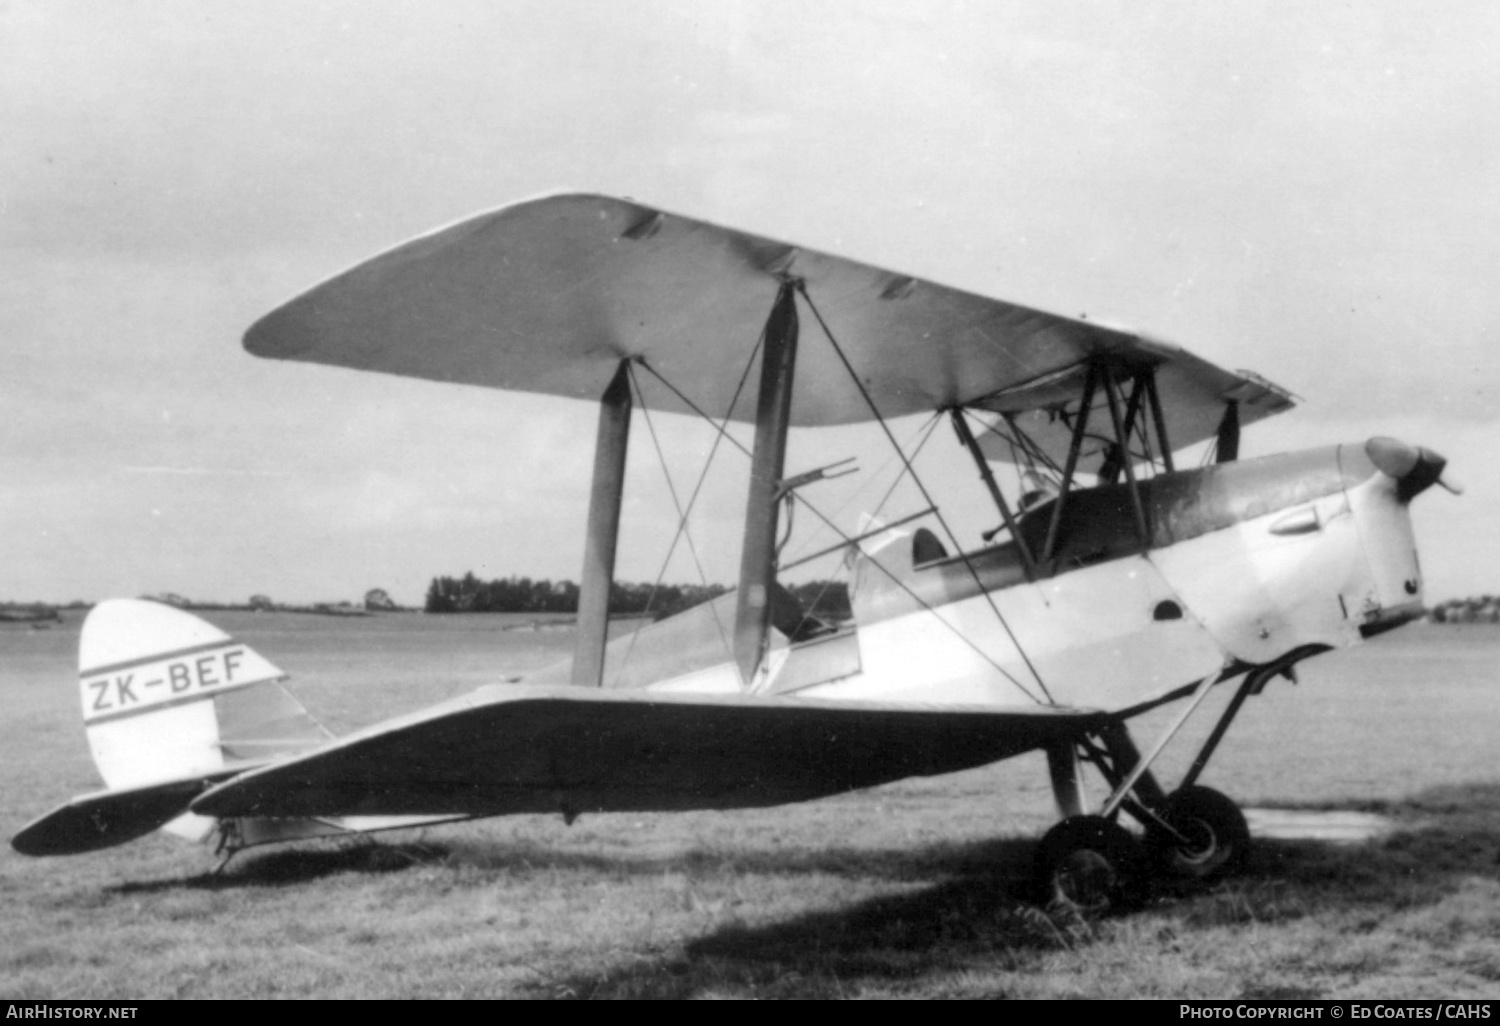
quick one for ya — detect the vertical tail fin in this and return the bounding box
[16,600,460,857]
[80,599,331,793]
[15,600,335,856]
[72,599,331,845]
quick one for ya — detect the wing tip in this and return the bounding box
[240,189,657,363]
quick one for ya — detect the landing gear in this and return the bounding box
[1034,815,1142,914]
[210,818,243,875]
[1033,657,1311,911]
[1146,785,1249,880]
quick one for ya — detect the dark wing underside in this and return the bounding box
[190,685,1104,820]
[245,192,1292,457]
[12,772,243,857]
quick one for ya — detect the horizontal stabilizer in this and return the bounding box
[11,774,237,856]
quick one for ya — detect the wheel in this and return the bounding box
[1146,785,1250,880]
[1033,815,1143,915]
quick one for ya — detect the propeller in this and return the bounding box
[1365,437,1462,501]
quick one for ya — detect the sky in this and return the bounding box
[3,0,1497,606]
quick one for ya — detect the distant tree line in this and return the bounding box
[1429,596,1500,624]
[424,573,851,621]
[0,602,60,623]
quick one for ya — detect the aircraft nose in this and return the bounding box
[1365,437,1462,502]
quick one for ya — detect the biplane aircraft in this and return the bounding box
[13,193,1459,909]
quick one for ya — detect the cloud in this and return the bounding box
[117,466,286,477]
[4,0,1497,601]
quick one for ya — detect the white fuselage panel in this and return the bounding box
[800,554,1224,710]
[643,463,1425,716]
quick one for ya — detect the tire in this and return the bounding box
[1146,785,1250,880]
[1033,815,1143,915]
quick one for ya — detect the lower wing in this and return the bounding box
[189,685,1106,821]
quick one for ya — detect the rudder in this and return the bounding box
[15,600,466,857]
[80,599,331,793]
[49,599,333,849]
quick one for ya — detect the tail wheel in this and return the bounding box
[1147,785,1250,879]
[1033,815,1143,915]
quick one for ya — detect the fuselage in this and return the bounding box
[563,438,1442,714]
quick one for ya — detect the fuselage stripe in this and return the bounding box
[83,673,282,726]
[80,640,238,679]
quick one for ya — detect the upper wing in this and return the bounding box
[245,192,1292,443]
[190,684,1105,820]
[969,338,1291,470]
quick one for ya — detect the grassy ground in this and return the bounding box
[1,615,1497,998]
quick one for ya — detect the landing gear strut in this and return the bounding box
[210,817,243,875]
[1033,656,1308,912]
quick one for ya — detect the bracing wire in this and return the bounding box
[779,410,941,567]
[616,363,735,676]
[608,336,766,682]
[987,413,1062,481]
[642,357,1043,698]
[780,411,943,640]
[629,367,716,592]
[795,283,1054,705]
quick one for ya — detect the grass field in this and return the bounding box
[2,613,1497,998]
